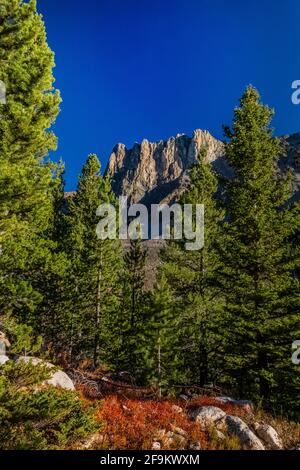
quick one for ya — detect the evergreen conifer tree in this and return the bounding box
[140,276,183,395]
[65,154,123,367]
[0,0,61,321]
[124,236,147,328]
[161,149,225,386]
[117,235,148,377]
[36,165,71,348]
[219,86,300,415]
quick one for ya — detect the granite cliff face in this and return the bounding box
[105,130,300,205]
[105,130,224,205]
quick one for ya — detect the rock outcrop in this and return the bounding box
[105,130,224,205]
[188,405,226,428]
[105,130,300,206]
[17,356,75,391]
[0,330,10,365]
[0,331,11,348]
[0,355,9,365]
[214,397,253,414]
[254,422,283,450]
[225,415,265,450]
[148,401,287,450]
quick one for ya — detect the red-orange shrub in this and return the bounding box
[96,396,207,450]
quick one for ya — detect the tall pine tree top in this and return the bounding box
[219,86,299,413]
[0,0,61,241]
[0,0,61,321]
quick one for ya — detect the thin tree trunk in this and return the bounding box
[69,280,77,362]
[254,275,269,401]
[258,349,269,400]
[158,335,162,399]
[94,251,102,367]
[198,249,208,386]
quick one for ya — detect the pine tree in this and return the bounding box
[124,236,147,329]
[0,0,61,321]
[49,162,69,247]
[65,154,123,367]
[219,86,300,415]
[0,360,97,449]
[36,165,72,349]
[161,148,225,386]
[116,235,148,377]
[140,276,183,395]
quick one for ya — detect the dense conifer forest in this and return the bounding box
[0,0,299,451]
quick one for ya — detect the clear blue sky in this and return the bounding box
[38,0,300,190]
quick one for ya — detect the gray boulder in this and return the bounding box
[17,356,75,391]
[189,442,202,450]
[254,423,283,450]
[0,355,9,365]
[225,415,265,450]
[152,441,161,450]
[215,397,253,413]
[189,406,226,428]
[0,331,11,348]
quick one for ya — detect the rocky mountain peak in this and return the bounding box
[105,129,225,205]
[105,130,300,206]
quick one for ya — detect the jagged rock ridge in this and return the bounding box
[106,129,300,206]
[105,130,225,205]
